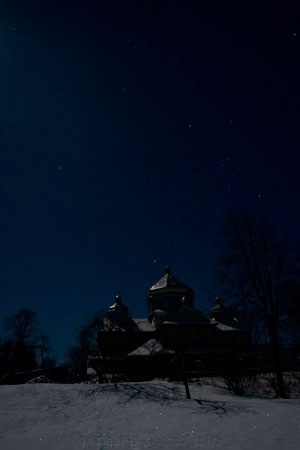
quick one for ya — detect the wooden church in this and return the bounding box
[88,266,251,379]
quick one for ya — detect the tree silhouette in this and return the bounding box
[67,310,106,380]
[5,309,38,346]
[4,308,38,371]
[2,309,53,374]
[216,211,300,398]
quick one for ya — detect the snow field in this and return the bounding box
[0,380,299,450]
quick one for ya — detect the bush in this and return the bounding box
[223,374,256,396]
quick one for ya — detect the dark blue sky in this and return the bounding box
[1,0,300,357]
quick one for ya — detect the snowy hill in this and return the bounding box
[0,379,299,450]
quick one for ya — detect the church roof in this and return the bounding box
[149,266,194,296]
[108,294,128,312]
[128,339,175,356]
[211,320,243,331]
[132,318,154,332]
[162,304,209,325]
[211,297,230,313]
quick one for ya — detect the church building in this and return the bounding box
[88,266,251,379]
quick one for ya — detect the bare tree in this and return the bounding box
[36,333,51,369]
[3,309,54,373]
[215,211,300,398]
[5,309,38,346]
[67,310,106,380]
[3,309,39,371]
[278,279,300,345]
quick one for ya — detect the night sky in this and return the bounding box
[1,0,300,356]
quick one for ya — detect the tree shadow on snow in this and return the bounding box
[191,398,250,417]
[81,382,251,416]
[81,382,185,405]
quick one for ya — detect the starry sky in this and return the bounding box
[1,0,300,356]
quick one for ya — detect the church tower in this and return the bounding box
[147,266,195,326]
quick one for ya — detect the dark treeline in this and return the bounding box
[0,308,56,382]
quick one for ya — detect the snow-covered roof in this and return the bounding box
[149,266,194,296]
[152,309,168,314]
[213,321,242,331]
[128,339,175,356]
[132,318,153,332]
[162,304,209,325]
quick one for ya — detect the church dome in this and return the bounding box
[210,297,239,327]
[147,266,195,322]
[211,297,224,314]
[108,294,128,313]
[149,266,194,300]
[107,295,129,324]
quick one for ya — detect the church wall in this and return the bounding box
[157,323,216,349]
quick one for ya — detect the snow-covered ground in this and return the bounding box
[0,379,299,450]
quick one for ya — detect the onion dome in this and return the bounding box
[211,297,224,314]
[107,294,129,324]
[210,297,239,327]
[108,294,128,312]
